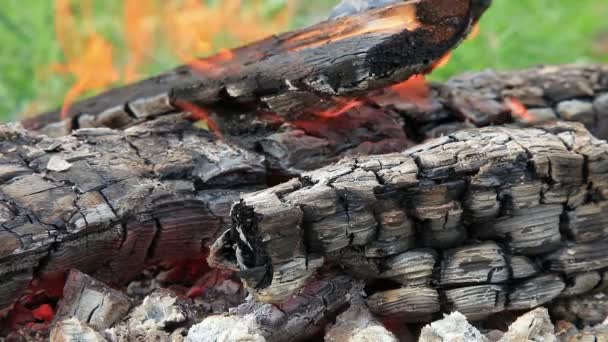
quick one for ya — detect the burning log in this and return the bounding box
[211,121,608,321]
[22,63,608,156]
[23,0,489,132]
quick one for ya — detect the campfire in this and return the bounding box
[4,0,608,341]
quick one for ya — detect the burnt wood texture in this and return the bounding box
[22,0,489,132]
[211,122,608,321]
[1,64,608,319]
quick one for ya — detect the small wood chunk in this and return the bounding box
[464,186,500,222]
[332,169,380,246]
[508,274,565,311]
[366,286,439,322]
[55,270,131,331]
[440,242,509,286]
[498,180,542,209]
[443,285,506,321]
[97,105,134,128]
[557,100,595,126]
[127,93,174,118]
[254,256,324,303]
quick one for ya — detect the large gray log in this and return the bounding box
[211,122,608,321]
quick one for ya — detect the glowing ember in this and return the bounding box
[317,99,365,118]
[174,100,223,139]
[390,75,432,108]
[31,304,54,323]
[468,23,481,41]
[504,97,535,122]
[189,49,236,77]
[432,52,453,70]
[175,101,223,139]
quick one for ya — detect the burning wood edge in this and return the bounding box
[21,63,608,164]
[23,0,490,131]
[210,121,608,321]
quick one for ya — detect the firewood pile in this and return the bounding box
[3,0,608,341]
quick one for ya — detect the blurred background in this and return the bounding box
[0,0,607,122]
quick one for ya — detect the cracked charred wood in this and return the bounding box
[22,0,489,133]
[0,102,415,315]
[211,122,608,321]
[186,275,355,342]
[54,270,131,331]
[0,120,269,313]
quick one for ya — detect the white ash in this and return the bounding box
[419,312,488,342]
[186,315,266,342]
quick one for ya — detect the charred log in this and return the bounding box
[212,122,608,321]
[22,0,489,131]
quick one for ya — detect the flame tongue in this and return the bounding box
[51,0,295,119]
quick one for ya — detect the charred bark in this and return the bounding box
[212,122,608,321]
[2,64,608,320]
[22,0,488,131]
[0,120,265,312]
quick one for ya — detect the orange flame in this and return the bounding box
[49,0,295,118]
[174,100,223,139]
[504,97,535,122]
[390,75,432,108]
[53,0,120,119]
[317,99,365,118]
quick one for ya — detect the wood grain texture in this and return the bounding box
[3,64,608,322]
[212,122,608,321]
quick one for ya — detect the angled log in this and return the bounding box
[212,122,608,321]
[23,0,489,132]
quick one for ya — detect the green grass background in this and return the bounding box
[0,0,607,122]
